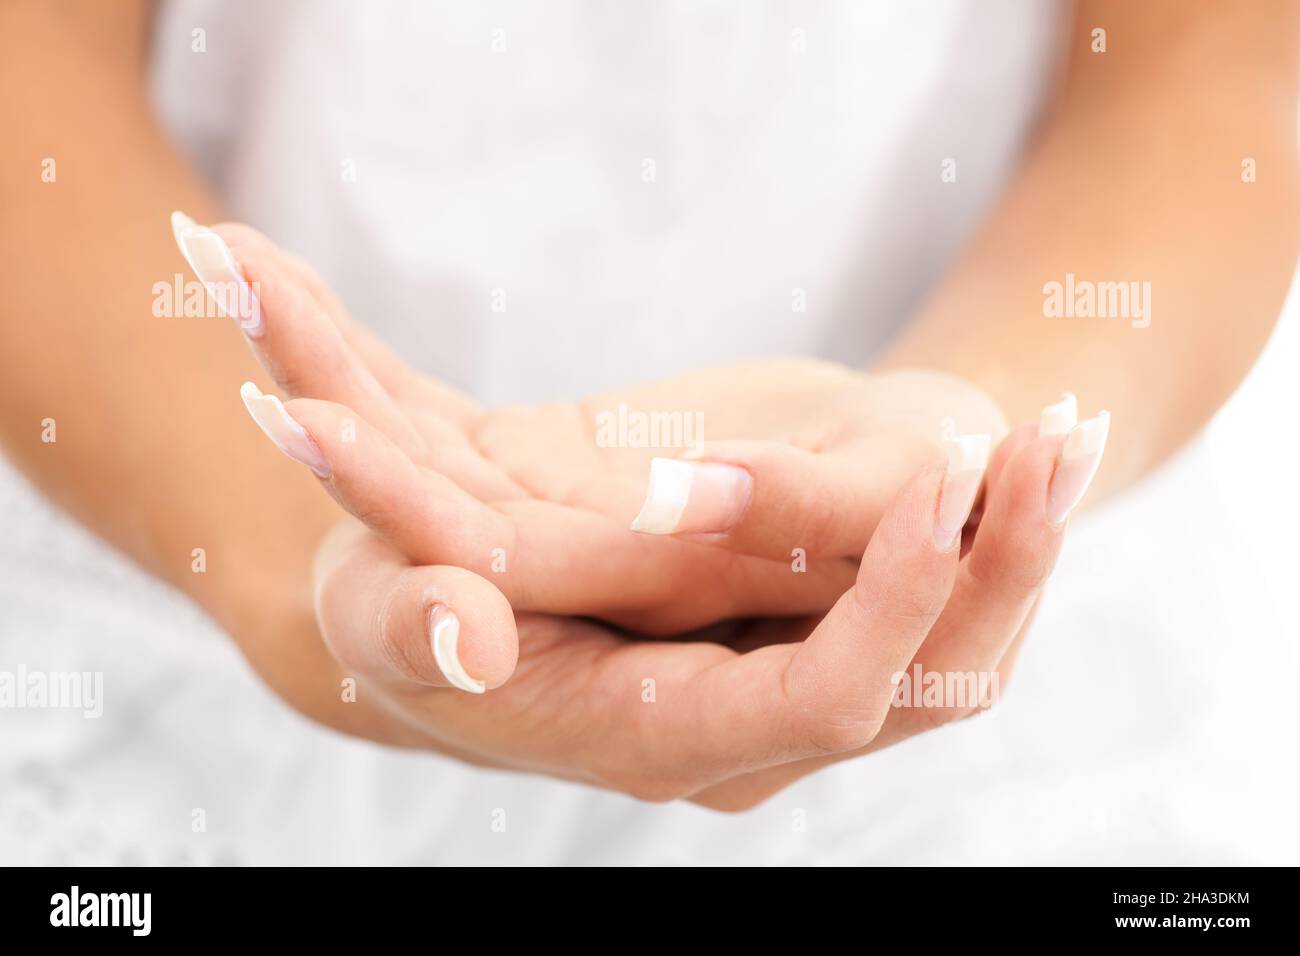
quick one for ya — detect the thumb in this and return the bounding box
[313,521,519,693]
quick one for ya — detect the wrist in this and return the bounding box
[216,558,433,747]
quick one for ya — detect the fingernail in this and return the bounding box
[1046,411,1110,527]
[239,381,330,477]
[935,434,991,551]
[1038,392,1078,436]
[171,210,263,337]
[629,458,753,535]
[430,604,485,694]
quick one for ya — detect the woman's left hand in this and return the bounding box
[176,217,1012,635]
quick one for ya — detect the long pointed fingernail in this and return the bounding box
[1039,392,1078,436]
[935,434,991,551]
[239,382,330,477]
[431,605,485,694]
[171,210,263,337]
[629,458,753,535]
[1046,411,1110,527]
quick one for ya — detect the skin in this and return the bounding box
[215,233,1075,808]
[878,0,1300,497]
[1,1,1296,809]
[220,221,1011,634]
[309,430,1067,808]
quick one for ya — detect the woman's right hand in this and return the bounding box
[307,416,1092,808]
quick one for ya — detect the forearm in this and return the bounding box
[877,0,1299,501]
[0,2,399,738]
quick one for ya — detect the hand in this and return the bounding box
[174,216,1009,635]
[173,214,1108,807]
[307,417,1094,808]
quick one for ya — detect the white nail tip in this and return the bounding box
[630,457,693,534]
[170,210,262,335]
[431,606,485,694]
[177,227,239,281]
[1063,411,1110,461]
[171,209,211,269]
[170,209,196,243]
[944,433,991,474]
[238,381,329,477]
[239,381,292,437]
[1039,392,1078,436]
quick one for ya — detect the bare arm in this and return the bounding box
[877,0,1300,501]
[0,0,413,741]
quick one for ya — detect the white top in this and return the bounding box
[3,0,1298,864]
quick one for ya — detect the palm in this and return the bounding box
[202,221,1066,809]
[343,356,1006,793]
[208,220,1004,632]
[382,357,1006,632]
[376,602,817,794]
[462,359,999,496]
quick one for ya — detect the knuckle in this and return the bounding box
[968,534,1054,598]
[789,477,839,554]
[267,360,311,401]
[780,655,884,756]
[854,573,945,631]
[912,705,969,733]
[372,582,430,683]
[347,494,402,536]
[911,695,1001,734]
[799,710,881,755]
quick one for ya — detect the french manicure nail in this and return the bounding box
[171,210,264,336]
[935,434,991,551]
[430,604,485,694]
[1039,392,1078,436]
[629,458,753,535]
[1046,411,1110,527]
[239,382,330,477]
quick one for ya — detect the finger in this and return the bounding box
[220,223,525,498]
[190,218,427,456]
[687,603,1046,812]
[835,405,1109,746]
[960,421,1037,550]
[656,456,986,784]
[995,597,1040,685]
[650,395,1065,563]
[776,455,980,745]
[179,215,523,499]
[626,427,954,560]
[241,384,516,560]
[242,384,852,625]
[684,405,1096,810]
[251,230,484,430]
[287,254,485,430]
[919,408,1111,676]
[898,433,1070,717]
[314,521,518,692]
[982,392,1078,498]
